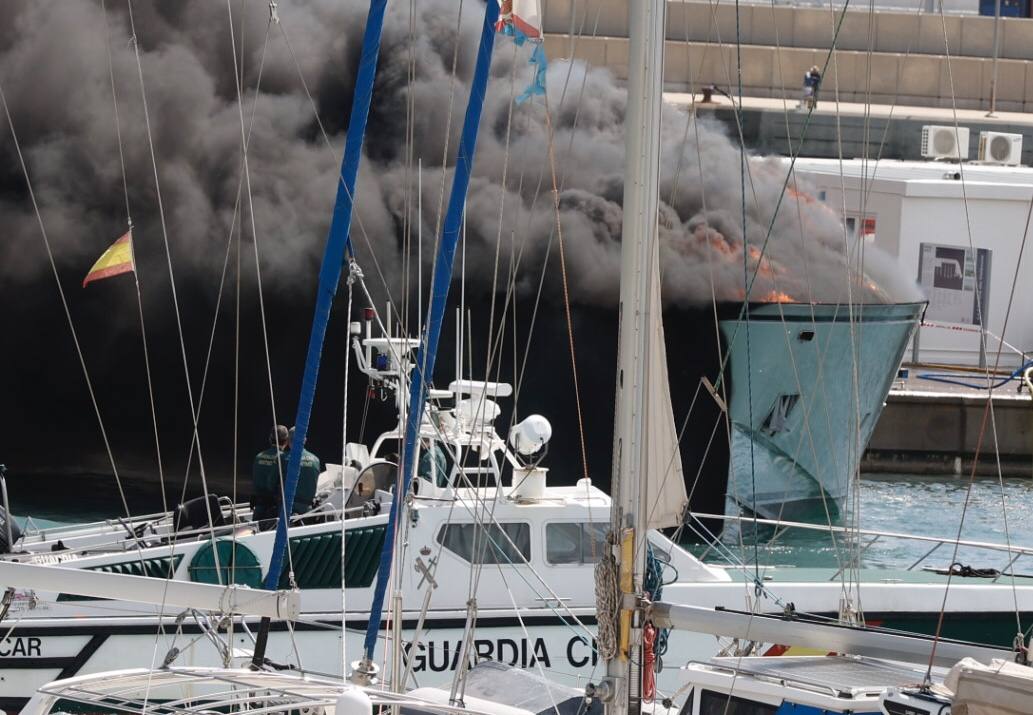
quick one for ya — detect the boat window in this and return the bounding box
[436,522,531,564]
[699,690,777,715]
[546,522,607,564]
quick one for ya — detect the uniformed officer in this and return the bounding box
[417,438,449,487]
[288,426,323,515]
[252,424,288,530]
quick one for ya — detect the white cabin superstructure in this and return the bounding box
[792,157,1033,369]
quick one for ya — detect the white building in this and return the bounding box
[792,153,1033,369]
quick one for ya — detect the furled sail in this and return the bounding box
[643,252,688,530]
[610,2,688,531]
[616,231,689,532]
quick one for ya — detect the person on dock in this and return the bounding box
[801,65,821,110]
[252,424,288,530]
[288,426,322,515]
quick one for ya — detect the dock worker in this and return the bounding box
[288,426,323,515]
[801,65,821,110]
[252,424,288,530]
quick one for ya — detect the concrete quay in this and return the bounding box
[543,0,1033,112]
[864,369,1033,477]
[665,93,1033,164]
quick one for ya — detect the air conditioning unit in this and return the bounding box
[921,125,969,160]
[977,131,1023,165]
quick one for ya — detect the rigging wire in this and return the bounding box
[0,81,133,524]
[674,0,850,581]
[343,270,601,659]
[683,0,860,584]
[100,0,167,516]
[732,0,762,588]
[124,0,224,567]
[675,5,870,705]
[225,0,247,666]
[99,1,220,676]
[339,275,356,676]
[923,2,1031,681]
[385,4,618,675]
[273,14,409,355]
[381,1,620,684]
[825,0,867,618]
[224,0,296,588]
[448,37,522,701]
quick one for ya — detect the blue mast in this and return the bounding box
[362,0,501,660]
[252,0,388,667]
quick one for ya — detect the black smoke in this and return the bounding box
[0,0,916,514]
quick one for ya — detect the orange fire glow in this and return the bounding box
[758,290,796,303]
[786,186,816,204]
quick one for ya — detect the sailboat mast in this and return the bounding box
[605,0,666,713]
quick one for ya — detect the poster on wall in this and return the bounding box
[917,243,992,326]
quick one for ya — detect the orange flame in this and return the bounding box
[759,290,796,303]
[786,186,816,204]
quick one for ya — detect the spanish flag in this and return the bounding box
[83,230,135,287]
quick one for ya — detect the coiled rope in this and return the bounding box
[594,550,619,661]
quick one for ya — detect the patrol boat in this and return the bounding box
[0,297,1031,711]
[0,0,1027,710]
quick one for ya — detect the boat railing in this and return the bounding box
[688,511,1033,582]
[27,666,502,715]
[17,503,386,559]
[686,659,848,699]
[18,503,251,541]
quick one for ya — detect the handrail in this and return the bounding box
[689,511,1033,558]
[16,506,386,559]
[687,660,844,699]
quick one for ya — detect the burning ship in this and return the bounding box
[715,300,923,524]
[667,216,925,528]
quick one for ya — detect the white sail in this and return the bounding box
[610,0,686,537]
[643,251,688,530]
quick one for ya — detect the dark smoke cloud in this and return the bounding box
[0,0,919,313]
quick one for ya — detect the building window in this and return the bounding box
[436,522,531,564]
[845,213,877,242]
[545,522,608,565]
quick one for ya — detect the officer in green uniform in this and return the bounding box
[417,438,449,488]
[288,426,323,515]
[252,425,288,530]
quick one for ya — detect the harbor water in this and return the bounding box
[10,473,1032,574]
[711,474,1033,573]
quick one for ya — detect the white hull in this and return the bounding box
[2,570,1032,709]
